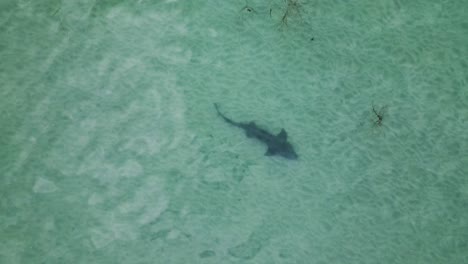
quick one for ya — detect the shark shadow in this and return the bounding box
[214,103,298,160]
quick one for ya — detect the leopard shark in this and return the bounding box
[214,103,298,160]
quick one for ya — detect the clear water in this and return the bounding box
[1,0,467,263]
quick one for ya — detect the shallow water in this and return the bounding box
[1,0,467,263]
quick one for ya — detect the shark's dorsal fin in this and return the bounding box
[277,129,288,141]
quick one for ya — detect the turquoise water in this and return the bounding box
[1,0,467,263]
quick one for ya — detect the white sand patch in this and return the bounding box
[88,193,103,206]
[138,195,169,225]
[90,228,115,249]
[33,177,58,193]
[167,229,180,240]
[118,159,143,178]
[161,46,192,65]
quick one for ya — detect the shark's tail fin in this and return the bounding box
[213,103,238,126]
[213,103,222,116]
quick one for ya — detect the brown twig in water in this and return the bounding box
[371,104,388,127]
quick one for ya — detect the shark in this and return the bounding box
[214,103,298,160]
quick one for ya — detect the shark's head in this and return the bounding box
[265,141,298,160]
[277,142,298,160]
[276,129,298,160]
[264,129,298,160]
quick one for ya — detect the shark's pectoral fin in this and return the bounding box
[277,129,288,141]
[265,147,276,156]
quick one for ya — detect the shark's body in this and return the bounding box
[214,103,298,159]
